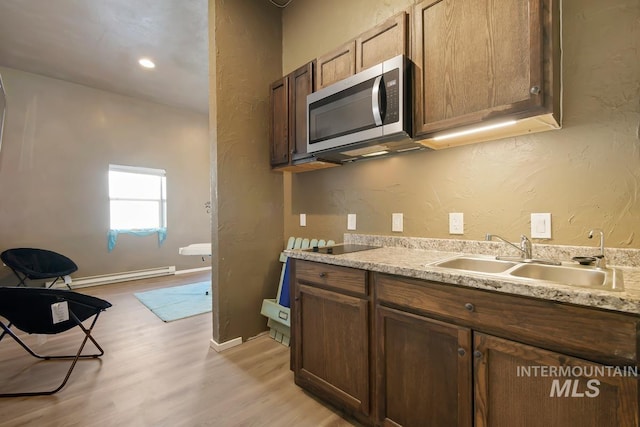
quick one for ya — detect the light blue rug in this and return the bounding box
[134,281,212,322]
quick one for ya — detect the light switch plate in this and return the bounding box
[449,212,464,234]
[347,214,357,230]
[300,213,306,227]
[531,213,551,239]
[392,213,403,232]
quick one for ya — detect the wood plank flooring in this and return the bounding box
[0,272,356,426]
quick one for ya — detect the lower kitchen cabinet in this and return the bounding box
[474,333,638,427]
[375,272,639,427]
[291,262,639,426]
[376,305,472,427]
[291,260,371,422]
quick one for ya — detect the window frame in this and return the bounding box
[108,164,167,231]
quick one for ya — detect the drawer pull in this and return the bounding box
[464,303,475,312]
[474,350,483,359]
[457,348,466,357]
[319,272,327,278]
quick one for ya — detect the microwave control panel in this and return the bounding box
[382,68,400,125]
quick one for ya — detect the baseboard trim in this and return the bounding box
[210,337,243,352]
[176,266,212,275]
[50,266,176,289]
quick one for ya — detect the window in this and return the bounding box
[108,164,166,230]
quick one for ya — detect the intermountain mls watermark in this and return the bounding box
[517,365,638,398]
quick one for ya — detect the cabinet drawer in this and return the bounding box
[376,273,639,364]
[295,260,367,297]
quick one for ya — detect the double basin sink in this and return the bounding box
[432,255,623,291]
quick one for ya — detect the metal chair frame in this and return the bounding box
[0,289,110,397]
[8,268,70,289]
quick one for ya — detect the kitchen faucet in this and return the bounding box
[485,233,532,259]
[588,228,606,269]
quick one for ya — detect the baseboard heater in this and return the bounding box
[50,266,176,289]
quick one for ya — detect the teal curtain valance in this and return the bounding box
[107,228,167,252]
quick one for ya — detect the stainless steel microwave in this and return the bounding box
[306,55,420,162]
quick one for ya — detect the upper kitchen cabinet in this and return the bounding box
[355,12,409,73]
[315,41,356,90]
[269,76,289,167]
[413,0,561,149]
[316,11,409,90]
[270,62,339,172]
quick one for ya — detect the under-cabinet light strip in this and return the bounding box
[361,150,389,157]
[433,120,517,141]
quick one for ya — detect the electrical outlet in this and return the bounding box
[531,213,551,238]
[300,213,306,227]
[392,213,403,232]
[449,212,464,234]
[347,214,357,230]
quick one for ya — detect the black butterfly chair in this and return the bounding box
[1,248,78,289]
[0,287,111,397]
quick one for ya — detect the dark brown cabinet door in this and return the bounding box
[269,62,317,170]
[288,62,313,159]
[474,333,639,427]
[413,0,548,136]
[294,283,370,416]
[315,41,356,90]
[316,11,409,91]
[376,305,472,427]
[269,76,289,166]
[356,12,408,73]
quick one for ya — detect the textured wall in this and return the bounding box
[210,0,283,342]
[282,0,640,249]
[0,67,211,281]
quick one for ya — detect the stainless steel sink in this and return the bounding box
[509,263,604,286]
[508,263,622,290]
[432,255,624,291]
[434,256,519,274]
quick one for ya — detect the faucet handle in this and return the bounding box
[594,254,607,269]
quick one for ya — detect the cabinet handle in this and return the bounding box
[474,350,482,359]
[294,297,299,301]
[530,85,541,95]
[319,272,327,278]
[457,348,466,357]
[464,303,475,312]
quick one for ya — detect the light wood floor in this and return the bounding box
[0,272,356,427]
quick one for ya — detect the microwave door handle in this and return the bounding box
[371,76,383,126]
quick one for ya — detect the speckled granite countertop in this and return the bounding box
[286,235,640,315]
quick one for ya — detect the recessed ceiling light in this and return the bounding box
[138,58,156,69]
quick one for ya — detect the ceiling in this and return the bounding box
[0,0,211,114]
